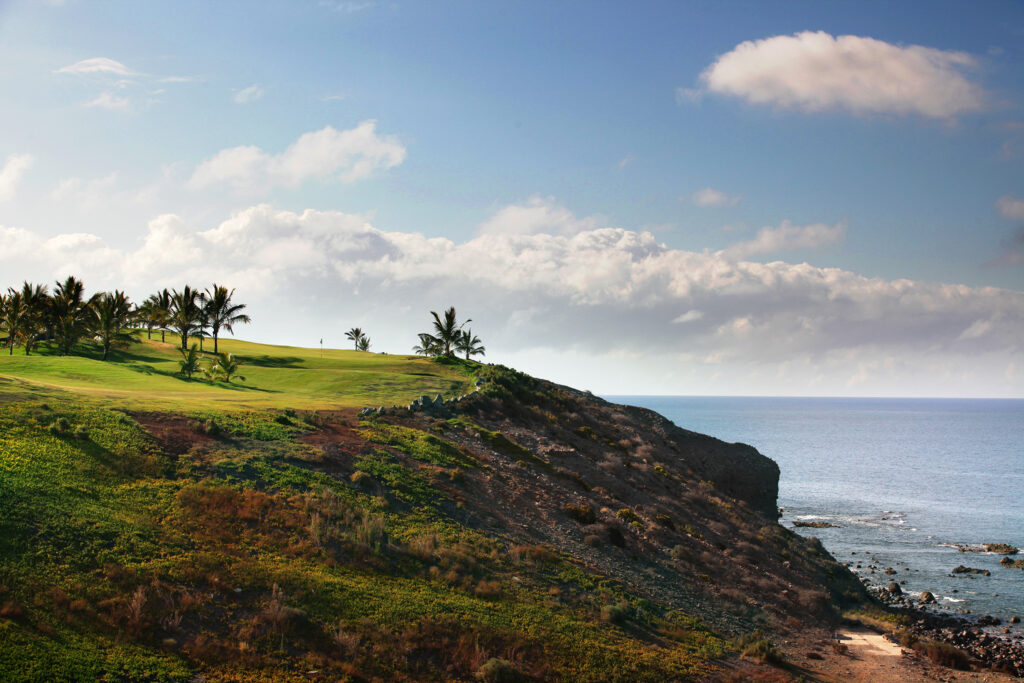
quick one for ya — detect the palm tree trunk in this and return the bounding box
[213,334,218,355]
[161,329,166,343]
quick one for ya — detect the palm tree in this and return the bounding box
[143,289,173,343]
[202,284,250,355]
[356,335,371,352]
[418,307,470,357]
[412,332,441,357]
[91,290,136,360]
[178,344,202,380]
[205,352,245,383]
[168,286,203,350]
[455,329,485,360]
[1,290,27,355]
[17,282,48,355]
[195,306,210,352]
[345,327,365,350]
[50,276,96,356]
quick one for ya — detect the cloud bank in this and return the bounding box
[1,205,1020,377]
[695,31,986,119]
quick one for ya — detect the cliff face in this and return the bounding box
[379,364,866,634]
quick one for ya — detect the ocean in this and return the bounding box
[605,396,1024,623]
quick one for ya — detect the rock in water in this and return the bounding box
[919,591,936,604]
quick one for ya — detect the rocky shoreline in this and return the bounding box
[872,586,1024,676]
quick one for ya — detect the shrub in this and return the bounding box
[654,513,675,529]
[923,641,971,670]
[600,601,632,625]
[738,634,785,666]
[350,470,373,488]
[616,508,639,524]
[564,503,596,524]
[669,545,689,562]
[48,417,71,436]
[474,580,502,600]
[355,514,388,554]
[583,534,602,547]
[475,658,522,683]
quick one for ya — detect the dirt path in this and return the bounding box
[781,626,1016,682]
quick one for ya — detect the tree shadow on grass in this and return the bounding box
[179,378,277,394]
[236,355,305,368]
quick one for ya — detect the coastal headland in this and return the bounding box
[0,335,1020,680]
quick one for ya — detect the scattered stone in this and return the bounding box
[985,543,1019,555]
[953,565,992,576]
[792,521,839,528]
[1012,616,1021,624]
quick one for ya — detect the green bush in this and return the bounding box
[475,657,522,682]
[600,601,632,625]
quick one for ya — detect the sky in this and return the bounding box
[1,0,1023,397]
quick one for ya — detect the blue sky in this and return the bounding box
[1,0,1023,396]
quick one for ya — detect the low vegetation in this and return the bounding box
[0,310,880,680]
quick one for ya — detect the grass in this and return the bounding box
[0,336,738,680]
[0,333,476,412]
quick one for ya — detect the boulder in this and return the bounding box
[920,591,936,604]
[888,582,902,595]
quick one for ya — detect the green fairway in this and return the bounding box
[0,334,476,411]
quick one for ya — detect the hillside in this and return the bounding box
[0,336,875,681]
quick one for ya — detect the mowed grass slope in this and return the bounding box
[0,334,475,411]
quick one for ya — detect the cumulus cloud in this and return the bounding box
[0,154,34,202]
[719,220,846,260]
[234,84,265,104]
[477,196,601,236]
[997,195,1024,220]
[188,121,406,191]
[693,31,986,119]
[691,187,740,207]
[55,57,136,77]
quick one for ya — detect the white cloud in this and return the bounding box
[1,204,1021,395]
[694,31,986,119]
[719,220,846,260]
[0,154,34,202]
[55,57,135,77]
[234,84,265,104]
[691,187,740,207]
[188,121,406,191]
[84,92,130,110]
[996,195,1024,220]
[477,196,601,236]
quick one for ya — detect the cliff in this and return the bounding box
[0,347,871,682]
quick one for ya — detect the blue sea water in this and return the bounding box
[605,396,1024,623]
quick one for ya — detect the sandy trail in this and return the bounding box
[838,628,905,658]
